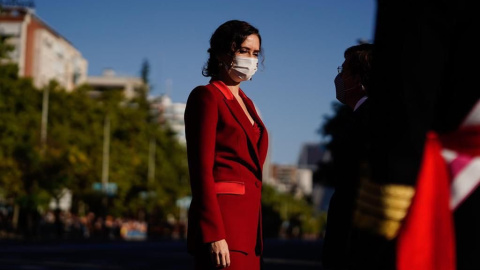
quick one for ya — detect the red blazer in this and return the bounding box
[184,80,268,255]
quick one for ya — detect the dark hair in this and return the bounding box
[202,20,263,78]
[344,43,374,91]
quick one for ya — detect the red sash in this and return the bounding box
[397,126,480,270]
[397,132,456,270]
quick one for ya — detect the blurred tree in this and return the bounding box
[0,41,189,238]
[312,102,353,187]
[140,59,150,86]
[0,57,43,237]
[0,35,14,60]
[262,185,321,238]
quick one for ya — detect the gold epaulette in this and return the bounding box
[353,179,415,239]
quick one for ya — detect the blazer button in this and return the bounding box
[255,181,261,188]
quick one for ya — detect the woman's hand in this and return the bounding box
[209,239,230,268]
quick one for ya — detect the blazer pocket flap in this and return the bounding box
[215,181,245,195]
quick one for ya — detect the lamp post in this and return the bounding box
[101,115,110,193]
[40,86,49,155]
[100,114,111,217]
[148,137,156,184]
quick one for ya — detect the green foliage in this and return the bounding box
[140,59,150,86]
[0,35,14,60]
[262,185,322,237]
[313,102,352,187]
[0,58,189,236]
[320,102,353,141]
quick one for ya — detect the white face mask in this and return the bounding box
[334,73,347,103]
[227,56,258,82]
[334,73,359,104]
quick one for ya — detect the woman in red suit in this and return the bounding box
[184,20,268,270]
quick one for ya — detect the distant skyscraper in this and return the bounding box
[0,6,88,91]
[297,142,324,171]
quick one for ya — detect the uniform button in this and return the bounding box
[255,181,261,188]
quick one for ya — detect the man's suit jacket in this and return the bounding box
[184,80,268,255]
[322,100,370,270]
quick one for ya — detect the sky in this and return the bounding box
[34,0,376,165]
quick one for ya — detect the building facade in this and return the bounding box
[0,6,88,91]
[269,164,313,197]
[265,143,325,198]
[86,69,145,99]
[297,142,324,171]
[149,94,186,145]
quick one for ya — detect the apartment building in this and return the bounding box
[150,94,186,145]
[0,6,88,91]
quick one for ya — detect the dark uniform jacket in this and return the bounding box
[350,0,480,269]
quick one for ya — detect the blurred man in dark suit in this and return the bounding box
[322,43,373,270]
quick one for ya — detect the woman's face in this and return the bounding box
[218,34,260,83]
[235,34,260,59]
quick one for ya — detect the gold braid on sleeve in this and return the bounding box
[353,178,415,239]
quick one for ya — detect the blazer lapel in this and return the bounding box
[240,90,268,168]
[209,81,261,167]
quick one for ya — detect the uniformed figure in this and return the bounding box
[349,0,480,269]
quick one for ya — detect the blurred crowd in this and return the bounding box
[37,211,144,240]
[0,207,187,241]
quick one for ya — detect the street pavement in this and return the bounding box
[0,238,323,270]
